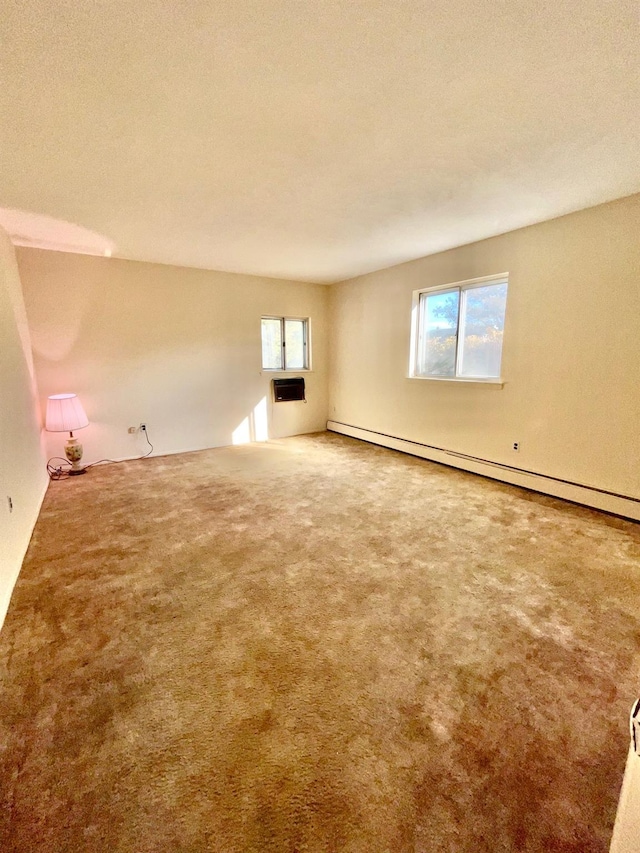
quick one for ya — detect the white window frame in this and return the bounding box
[409,273,508,383]
[261,316,311,371]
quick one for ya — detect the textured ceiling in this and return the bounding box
[1,0,639,283]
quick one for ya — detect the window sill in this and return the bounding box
[408,375,504,388]
[261,369,313,374]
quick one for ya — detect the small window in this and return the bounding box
[410,275,508,380]
[261,316,310,370]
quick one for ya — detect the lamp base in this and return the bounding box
[68,467,87,476]
[64,436,86,474]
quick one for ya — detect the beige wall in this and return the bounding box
[328,194,640,518]
[610,746,640,853]
[17,250,329,463]
[0,228,48,629]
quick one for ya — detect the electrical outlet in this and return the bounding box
[513,441,520,452]
[128,426,136,434]
[7,496,13,513]
[140,423,147,432]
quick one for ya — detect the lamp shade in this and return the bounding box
[45,394,89,433]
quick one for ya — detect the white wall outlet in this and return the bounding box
[513,441,520,452]
[7,496,13,513]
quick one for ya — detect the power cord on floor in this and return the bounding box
[47,427,154,480]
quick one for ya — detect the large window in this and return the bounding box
[261,316,310,370]
[410,275,508,380]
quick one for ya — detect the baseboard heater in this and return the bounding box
[326,420,640,521]
[273,377,305,402]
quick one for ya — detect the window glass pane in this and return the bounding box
[458,282,507,378]
[284,319,306,369]
[261,318,283,369]
[417,290,459,376]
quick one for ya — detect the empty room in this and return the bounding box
[1,1,639,851]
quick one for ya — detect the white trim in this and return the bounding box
[408,375,504,386]
[455,287,467,375]
[419,272,510,294]
[326,421,640,521]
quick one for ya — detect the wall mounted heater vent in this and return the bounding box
[273,377,305,402]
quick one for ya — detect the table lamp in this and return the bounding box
[45,393,89,474]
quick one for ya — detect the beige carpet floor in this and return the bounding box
[1,431,639,852]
